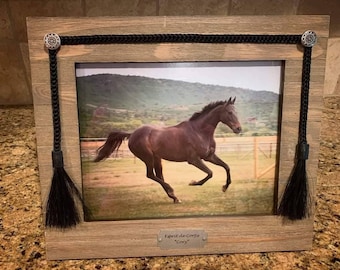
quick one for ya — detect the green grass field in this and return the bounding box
[81,151,276,221]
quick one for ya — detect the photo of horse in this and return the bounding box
[76,61,282,221]
[94,98,241,204]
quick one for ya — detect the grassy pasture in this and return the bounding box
[81,143,277,221]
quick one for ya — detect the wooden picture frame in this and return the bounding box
[27,16,329,260]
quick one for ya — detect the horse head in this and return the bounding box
[220,97,242,134]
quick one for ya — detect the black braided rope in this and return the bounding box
[60,33,301,45]
[299,47,312,146]
[49,50,61,154]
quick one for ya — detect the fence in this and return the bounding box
[214,136,277,179]
[80,136,278,180]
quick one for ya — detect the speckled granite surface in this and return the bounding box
[0,100,339,269]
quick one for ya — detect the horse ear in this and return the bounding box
[232,97,236,104]
[227,97,232,104]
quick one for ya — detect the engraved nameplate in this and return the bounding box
[157,229,207,249]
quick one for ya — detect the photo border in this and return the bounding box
[27,16,329,260]
[76,60,282,221]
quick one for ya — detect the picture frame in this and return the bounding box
[27,16,329,260]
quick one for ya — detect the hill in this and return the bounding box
[76,73,278,109]
[76,74,280,137]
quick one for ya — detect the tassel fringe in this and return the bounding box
[45,167,83,228]
[278,143,310,220]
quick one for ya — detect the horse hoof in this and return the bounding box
[174,199,182,204]
[222,185,228,192]
[189,180,197,186]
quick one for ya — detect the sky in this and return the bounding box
[76,61,282,93]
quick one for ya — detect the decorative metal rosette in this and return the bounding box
[44,33,61,50]
[301,30,317,47]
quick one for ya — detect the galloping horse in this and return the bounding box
[94,97,242,203]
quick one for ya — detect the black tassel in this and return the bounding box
[278,143,310,220]
[45,151,83,228]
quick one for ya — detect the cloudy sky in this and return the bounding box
[76,61,282,93]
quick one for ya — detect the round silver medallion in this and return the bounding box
[44,33,61,50]
[301,30,317,47]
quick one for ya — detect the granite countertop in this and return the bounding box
[0,100,339,269]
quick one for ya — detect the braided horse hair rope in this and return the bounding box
[46,32,315,227]
[299,46,312,146]
[49,50,61,154]
[60,33,301,45]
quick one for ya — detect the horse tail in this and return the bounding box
[94,131,131,162]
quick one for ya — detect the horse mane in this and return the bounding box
[189,100,227,121]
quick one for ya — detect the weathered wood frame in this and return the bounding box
[27,16,329,260]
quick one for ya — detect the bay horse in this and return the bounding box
[94,97,242,203]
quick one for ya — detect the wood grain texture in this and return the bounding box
[27,16,329,260]
[46,216,313,260]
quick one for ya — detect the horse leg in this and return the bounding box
[154,157,164,180]
[144,161,180,203]
[129,135,179,203]
[204,153,231,192]
[188,158,213,186]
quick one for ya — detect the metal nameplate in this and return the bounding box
[157,229,207,249]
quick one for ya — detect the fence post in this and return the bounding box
[254,136,258,179]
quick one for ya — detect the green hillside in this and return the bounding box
[76,74,280,137]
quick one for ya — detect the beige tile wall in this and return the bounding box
[0,0,339,105]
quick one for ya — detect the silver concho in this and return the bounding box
[301,30,317,47]
[44,33,61,50]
